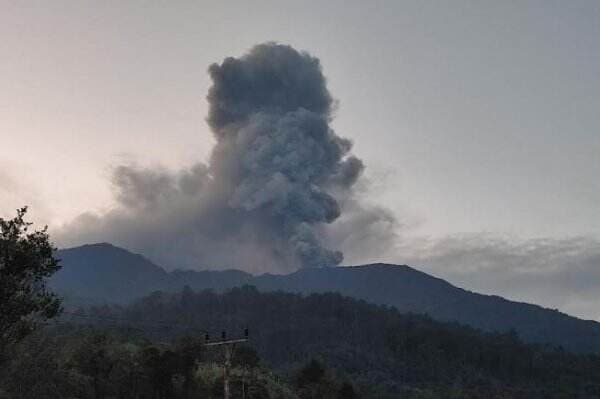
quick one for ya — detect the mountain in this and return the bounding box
[52,243,252,304]
[51,243,600,353]
[253,266,600,354]
[52,243,170,304]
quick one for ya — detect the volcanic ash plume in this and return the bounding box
[60,43,374,272]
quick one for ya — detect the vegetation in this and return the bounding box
[2,287,598,398]
[0,327,355,399]
[53,243,600,354]
[2,218,600,398]
[0,207,61,360]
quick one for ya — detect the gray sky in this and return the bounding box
[1,1,599,319]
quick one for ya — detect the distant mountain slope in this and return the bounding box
[52,243,170,304]
[53,243,252,303]
[252,266,600,354]
[51,243,600,353]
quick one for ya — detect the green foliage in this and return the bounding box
[2,287,600,398]
[0,328,297,399]
[82,287,600,398]
[0,207,61,356]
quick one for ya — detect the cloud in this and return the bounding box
[54,42,600,321]
[402,234,600,320]
[58,43,393,273]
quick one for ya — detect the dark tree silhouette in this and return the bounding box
[337,383,359,399]
[233,345,260,369]
[296,359,326,388]
[0,207,62,355]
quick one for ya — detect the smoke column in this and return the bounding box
[60,43,382,272]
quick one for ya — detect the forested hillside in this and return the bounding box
[7,287,597,398]
[52,243,600,353]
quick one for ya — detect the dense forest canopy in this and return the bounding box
[3,287,598,398]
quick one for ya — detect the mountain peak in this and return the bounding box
[51,243,600,353]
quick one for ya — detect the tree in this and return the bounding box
[337,383,359,399]
[296,359,325,388]
[296,359,337,399]
[233,345,260,369]
[0,207,62,355]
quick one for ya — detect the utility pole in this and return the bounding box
[204,329,249,399]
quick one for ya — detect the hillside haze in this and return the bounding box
[52,243,600,354]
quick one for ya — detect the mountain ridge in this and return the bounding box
[51,242,600,353]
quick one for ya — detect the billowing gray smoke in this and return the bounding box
[59,43,379,273]
[205,43,363,267]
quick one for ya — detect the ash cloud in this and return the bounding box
[60,43,385,273]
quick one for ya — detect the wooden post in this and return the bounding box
[224,344,232,399]
[204,331,249,399]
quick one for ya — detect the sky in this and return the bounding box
[1,1,599,319]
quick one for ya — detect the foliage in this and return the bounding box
[2,287,600,398]
[87,286,600,398]
[0,207,61,357]
[0,328,300,399]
